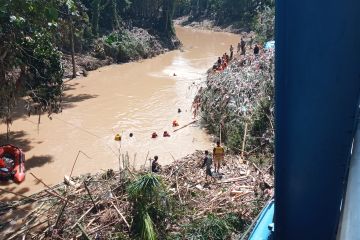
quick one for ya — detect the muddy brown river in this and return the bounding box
[0,26,239,200]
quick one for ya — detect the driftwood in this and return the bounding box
[173,120,197,132]
[83,181,98,211]
[76,223,92,240]
[110,201,130,230]
[2,151,273,239]
[30,173,72,205]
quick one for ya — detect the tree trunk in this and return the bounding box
[111,0,121,30]
[92,0,100,37]
[6,98,11,142]
[70,20,76,79]
[163,0,169,33]
[0,50,7,85]
[0,61,5,86]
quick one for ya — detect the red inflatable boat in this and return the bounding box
[0,145,25,183]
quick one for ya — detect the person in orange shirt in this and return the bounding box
[213,141,224,173]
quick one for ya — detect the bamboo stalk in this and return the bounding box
[69,150,91,178]
[83,181,98,212]
[76,223,92,240]
[110,201,130,230]
[30,173,71,204]
[173,120,197,132]
[241,122,248,159]
[54,198,69,228]
[71,206,94,229]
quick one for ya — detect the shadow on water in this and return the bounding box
[1,82,96,122]
[26,155,53,171]
[62,93,99,109]
[63,82,80,91]
[0,186,34,239]
[0,186,31,202]
[0,131,33,152]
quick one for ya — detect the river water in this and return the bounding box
[0,26,239,200]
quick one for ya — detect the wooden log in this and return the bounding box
[233,191,252,200]
[7,219,48,240]
[43,189,70,204]
[230,190,245,196]
[83,181,98,212]
[76,223,92,240]
[251,162,264,175]
[110,201,130,230]
[23,202,45,221]
[173,120,197,132]
[86,217,97,228]
[70,206,94,229]
[70,150,91,178]
[214,177,248,184]
[30,173,71,204]
[241,123,248,159]
[88,219,117,235]
[175,174,183,205]
[54,198,69,228]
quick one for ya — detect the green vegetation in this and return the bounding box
[175,0,275,31]
[195,50,275,158]
[184,214,234,240]
[0,0,64,139]
[127,173,170,239]
[253,5,275,43]
[167,213,246,240]
[0,0,178,138]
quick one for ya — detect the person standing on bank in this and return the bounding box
[202,150,214,182]
[254,44,260,56]
[152,156,161,173]
[240,38,246,55]
[213,141,225,173]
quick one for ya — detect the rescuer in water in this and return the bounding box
[172,120,179,127]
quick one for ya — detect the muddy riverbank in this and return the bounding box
[62,27,180,79]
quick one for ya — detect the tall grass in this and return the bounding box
[185,214,234,240]
[127,173,168,240]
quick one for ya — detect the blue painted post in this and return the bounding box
[275,1,360,239]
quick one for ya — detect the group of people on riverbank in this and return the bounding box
[212,36,262,73]
[213,52,231,72]
[238,36,260,56]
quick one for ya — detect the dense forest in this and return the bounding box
[174,0,275,31]
[0,0,274,138]
[0,0,178,138]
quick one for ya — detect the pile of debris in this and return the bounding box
[0,151,273,239]
[161,151,273,235]
[193,50,275,154]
